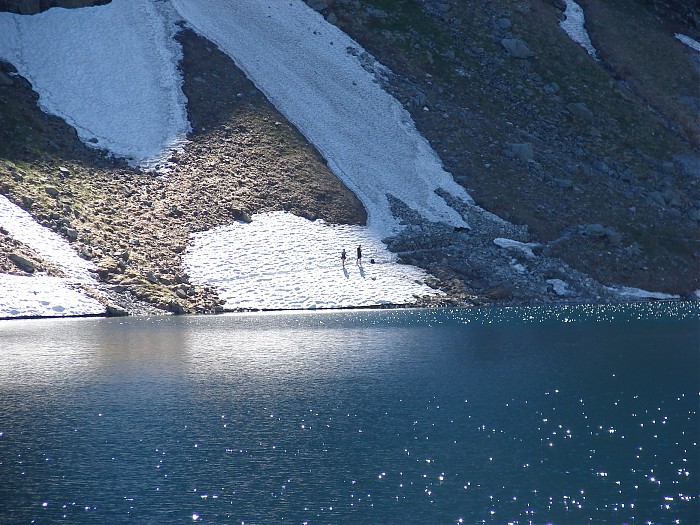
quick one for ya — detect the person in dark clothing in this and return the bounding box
[341,248,347,267]
[356,245,362,266]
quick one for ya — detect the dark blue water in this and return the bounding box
[0,303,697,524]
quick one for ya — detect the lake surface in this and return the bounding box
[0,303,697,524]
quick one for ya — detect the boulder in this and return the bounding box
[44,185,59,198]
[500,38,534,58]
[566,102,594,120]
[510,142,534,161]
[64,227,78,241]
[9,253,35,273]
[106,305,129,317]
[581,224,622,245]
[0,71,13,86]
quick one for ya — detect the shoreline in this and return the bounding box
[1,296,696,323]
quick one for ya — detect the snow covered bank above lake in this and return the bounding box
[184,211,442,311]
[0,195,105,318]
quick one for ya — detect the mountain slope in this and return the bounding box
[0,0,698,317]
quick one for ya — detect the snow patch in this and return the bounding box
[0,195,95,281]
[0,0,190,169]
[675,33,700,53]
[0,274,104,318]
[0,195,105,318]
[559,0,598,59]
[183,211,442,311]
[609,286,680,301]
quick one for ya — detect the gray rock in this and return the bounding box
[662,188,682,207]
[511,142,534,161]
[106,305,128,317]
[0,71,13,86]
[566,102,594,120]
[496,18,512,30]
[500,38,534,58]
[648,191,666,207]
[168,301,186,315]
[581,224,622,245]
[44,185,59,198]
[543,82,560,94]
[9,253,35,273]
[64,227,78,241]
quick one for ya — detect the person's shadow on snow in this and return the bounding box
[343,267,349,278]
[359,267,365,278]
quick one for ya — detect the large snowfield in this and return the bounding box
[0,0,687,317]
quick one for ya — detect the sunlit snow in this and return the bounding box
[0,195,104,317]
[171,0,472,235]
[185,211,442,311]
[0,0,189,168]
[0,274,103,318]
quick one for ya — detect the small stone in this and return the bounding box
[496,18,512,30]
[44,185,59,198]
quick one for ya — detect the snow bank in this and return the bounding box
[609,285,680,301]
[560,0,598,59]
[675,34,700,53]
[0,195,105,318]
[172,0,472,236]
[0,274,104,318]
[0,0,189,168]
[184,211,442,310]
[0,195,94,281]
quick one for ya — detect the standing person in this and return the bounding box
[340,248,347,267]
[356,245,362,266]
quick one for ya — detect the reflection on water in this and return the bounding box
[0,303,697,524]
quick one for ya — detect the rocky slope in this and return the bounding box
[0,0,698,315]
